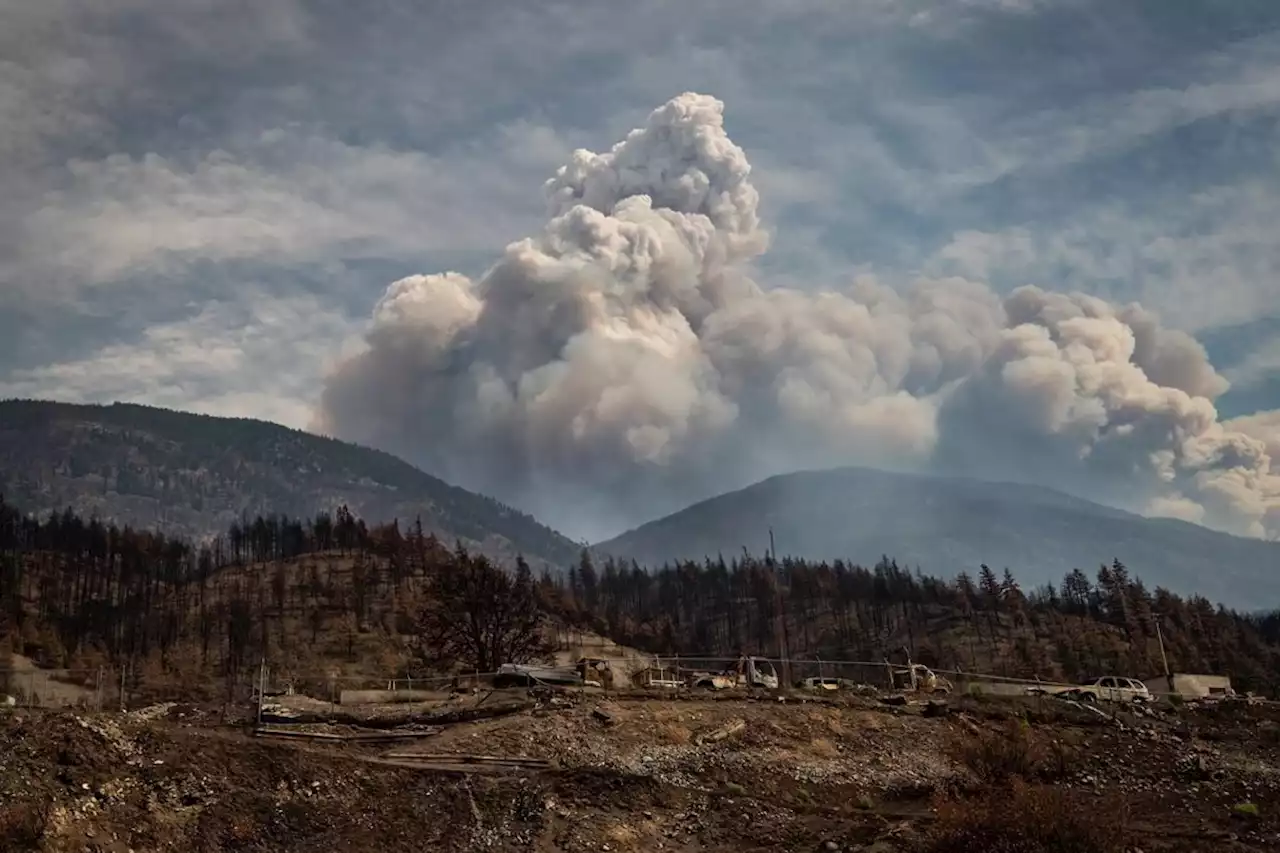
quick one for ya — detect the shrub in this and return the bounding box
[949,716,1083,787]
[920,780,1128,853]
[1232,802,1259,819]
[0,801,47,850]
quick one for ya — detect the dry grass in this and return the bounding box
[808,737,840,759]
[921,779,1129,853]
[652,718,692,745]
[604,822,640,846]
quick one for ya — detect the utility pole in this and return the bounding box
[1156,619,1171,677]
[769,527,791,690]
[1155,617,1173,697]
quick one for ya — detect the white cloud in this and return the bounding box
[926,178,1280,331]
[0,295,359,430]
[23,126,570,292]
[1227,338,1280,392]
[980,57,1280,181]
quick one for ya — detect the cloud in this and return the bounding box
[24,130,568,289]
[1225,337,1280,393]
[1,295,357,430]
[318,92,1280,541]
[975,50,1280,181]
[925,178,1280,331]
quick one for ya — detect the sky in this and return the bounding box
[2,0,1278,539]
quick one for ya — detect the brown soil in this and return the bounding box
[2,693,1278,852]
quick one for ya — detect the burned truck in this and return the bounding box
[687,656,780,691]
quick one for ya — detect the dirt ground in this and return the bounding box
[2,691,1279,852]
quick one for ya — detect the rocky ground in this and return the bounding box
[2,691,1278,852]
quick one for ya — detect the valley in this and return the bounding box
[3,403,1279,853]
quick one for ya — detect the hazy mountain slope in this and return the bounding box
[595,467,1280,609]
[0,399,582,566]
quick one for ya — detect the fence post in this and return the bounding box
[256,660,266,727]
[27,671,35,708]
[119,665,127,712]
[95,666,103,712]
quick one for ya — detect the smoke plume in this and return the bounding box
[316,93,1280,541]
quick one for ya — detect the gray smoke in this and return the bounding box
[316,92,1280,541]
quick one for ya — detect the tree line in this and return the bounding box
[2,497,1278,696]
[544,551,1280,694]
[0,498,549,689]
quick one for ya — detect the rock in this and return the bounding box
[922,700,949,718]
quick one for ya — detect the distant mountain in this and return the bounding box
[595,466,1280,610]
[0,399,582,567]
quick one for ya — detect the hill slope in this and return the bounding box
[0,399,582,566]
[595,466,1280,609]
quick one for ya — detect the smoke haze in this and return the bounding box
[316,93,1280,542]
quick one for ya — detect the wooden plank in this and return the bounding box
[254,728,347,741]
[382,751,551,767]
[254,727,441,744]
[362,759,536,775]
[348,730,439,742]
[695,718,745,745]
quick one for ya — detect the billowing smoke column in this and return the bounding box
[317,93,1280,541]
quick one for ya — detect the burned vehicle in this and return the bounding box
[687,656,779,690]
[492,658,614,689]
[888,663,953,695]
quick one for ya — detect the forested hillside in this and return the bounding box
[0,399,581,567]
[596,466,1280,610]
[560,551,1280,694]
[3,500,1278,697]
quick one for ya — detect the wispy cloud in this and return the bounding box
[23,127,567,289]
[1227,338,1280,394]
[0,294,357,430]
[924,177,1280,331]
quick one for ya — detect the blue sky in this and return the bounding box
[1,0,1278,533]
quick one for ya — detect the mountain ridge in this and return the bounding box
[595,465,1280,610]
[0,398,583,567]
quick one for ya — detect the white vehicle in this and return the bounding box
[1036,676,1151,704]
